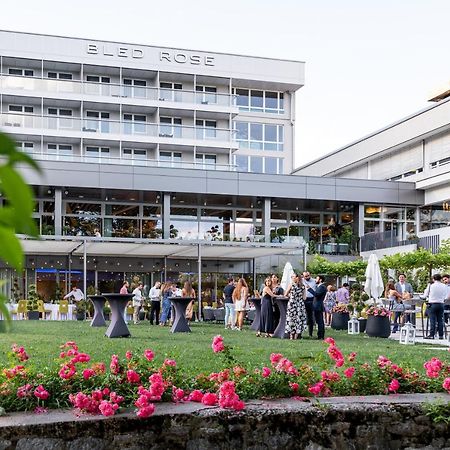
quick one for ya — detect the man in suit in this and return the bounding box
[302,271,317,338]
[395,273,414,323]
[312,275,327,340]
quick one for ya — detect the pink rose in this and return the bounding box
[343,367,355,379]
[324,337,335,345]
[34,385,49,400]
[137,403,155,418]
[163,359,176,367]
[125,351,133,360]
[261,367,271,378]
[189,390,204,402]
[144,349,155,362]
[388,379,400,393]
[99,400,118,417]
[127,370,141,384]
[82,368,95,380]
[443,377,450,394]
[201,392,218,406]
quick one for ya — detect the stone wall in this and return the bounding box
[1,394,450,450]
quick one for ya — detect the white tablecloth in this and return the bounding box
[1,303,76,320]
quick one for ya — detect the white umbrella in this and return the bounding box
[364,253,384,304]
[280,262,295,292]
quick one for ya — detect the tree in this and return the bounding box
[0,132,40,323]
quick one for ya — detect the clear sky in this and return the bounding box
[2,0,449,168]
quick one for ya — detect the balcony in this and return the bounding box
[0,75,237,111]
[360,230,418,252]
[1,113,237,149]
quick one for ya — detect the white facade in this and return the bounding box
[0,30,305,175]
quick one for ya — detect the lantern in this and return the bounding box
[348,317,360,334]
[399,322,416,345]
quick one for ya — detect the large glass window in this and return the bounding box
[234,121,284,151]
[159,151,182,168]
[105,204,139,216]
[233,155,283,174]
[233,88,284,114]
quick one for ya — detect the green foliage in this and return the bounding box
[0,132,40,323]
[11,277,21,303]
[27,284,39,311]
[307,254,367,277]
[424,400,450,424]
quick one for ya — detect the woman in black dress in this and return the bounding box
[258,277,277,337]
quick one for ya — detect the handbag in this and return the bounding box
[391,301,405,312]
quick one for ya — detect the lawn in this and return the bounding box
[1,321,449,373]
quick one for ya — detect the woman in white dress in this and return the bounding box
[233,278,249,331]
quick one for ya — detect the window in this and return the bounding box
[233,155,283,174]
[235,155,248,172]
[159,82,182,102]
[8,105,34,114]
[250,156,263,173]
[123,148,147,160]
[85,111,110,133]
[195,85,217,104]
[123,78,147,98]
[195,153,216,169]
[233,88,284,114]
[17,142,35,153]
[47,144,73,159]
[234,121,284,151]
[159,151,182,168]
[123,113,147,134]
[48,108,73,130]
[48,72,73,80]
[85,75,111,96]
[160,117,182,138]
[195,119,216,139]
[85,146,110,160]
[8,68,34,77]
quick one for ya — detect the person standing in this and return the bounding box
[312,275,327,340]
[270,274,284,330]
[442,274,450,324]
[258,278,277,337]
[422,274,449,339]
[223,278,236,330]
[183,281,196,323]
[160,283,172,326]
[63,285,84,303]
[336,283,350,304]
[233,278,249,331]
[386,281,404,332]
[132,283,143,325]
[120,281,129,294]
[323,285,337,327]
[148,281,161,325]
[302,271,317,338]
[285,273,307,340]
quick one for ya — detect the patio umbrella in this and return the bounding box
[280,262,295,292]
[364,253,384,304]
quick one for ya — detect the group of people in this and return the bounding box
[120,280,196,326]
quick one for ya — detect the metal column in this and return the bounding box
[83,240,87,297]
[252,258,256,292]
[263,198,271,243]
[163,193,171,239]
[198,243,202,321]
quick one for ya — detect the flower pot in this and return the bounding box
[366,315,391,338]
[27,311,40,320]
[358,318,367,333]
[331,312,350,330]
[76,312,86,321]
[139,310,146,321]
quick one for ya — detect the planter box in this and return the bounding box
[331,312,350,330]
[366,315,391,338]
[27,311,40,320]
[139,311,146,321]
[76,312,86,321]
[358,318,367,333]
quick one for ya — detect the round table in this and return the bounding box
[249,297,262,331]
[88,295,107,327]
[169,297,192,333]
[102,293,134,338]
[272,296,289,339]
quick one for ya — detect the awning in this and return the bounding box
[19,236,304,260]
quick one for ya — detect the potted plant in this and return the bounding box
[11,277,21,304]
[27,284,40,320]
[75,300,87,321]
[330,303,350,330]
[103,303,111,321]
[365,306,391,338]
[350,283,369,332]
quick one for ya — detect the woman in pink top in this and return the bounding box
[120,281,129,294]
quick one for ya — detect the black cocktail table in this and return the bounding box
[102,293,134,338]
[249,297,262,331]
[88,295,107,327]
[169,297,192,333]
[272,296,289,339]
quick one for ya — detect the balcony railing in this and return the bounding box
[1,113,236,144]
[21,151,238,171]
[0,75,237,107]
[360,230,418,252]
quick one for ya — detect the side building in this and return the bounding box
[293,92,450,257]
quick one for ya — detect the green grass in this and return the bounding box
[1,321,449,373]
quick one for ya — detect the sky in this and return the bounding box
[2,0,449,168]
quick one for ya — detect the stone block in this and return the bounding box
[67,437,106,450]
[16,438,66,450]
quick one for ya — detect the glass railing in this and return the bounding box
[1,113,236,143]
[1,75,237,107]
[15,149,238,171]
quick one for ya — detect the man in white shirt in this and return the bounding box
[422,274,450,339]
[132,283,144,325]
[148,281,161,326]
[64,286,84,303]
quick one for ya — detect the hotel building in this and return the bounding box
[0,30,422,300]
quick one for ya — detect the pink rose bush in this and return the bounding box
[1,336,450,415]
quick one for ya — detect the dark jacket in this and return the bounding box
[313,283,327,312]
